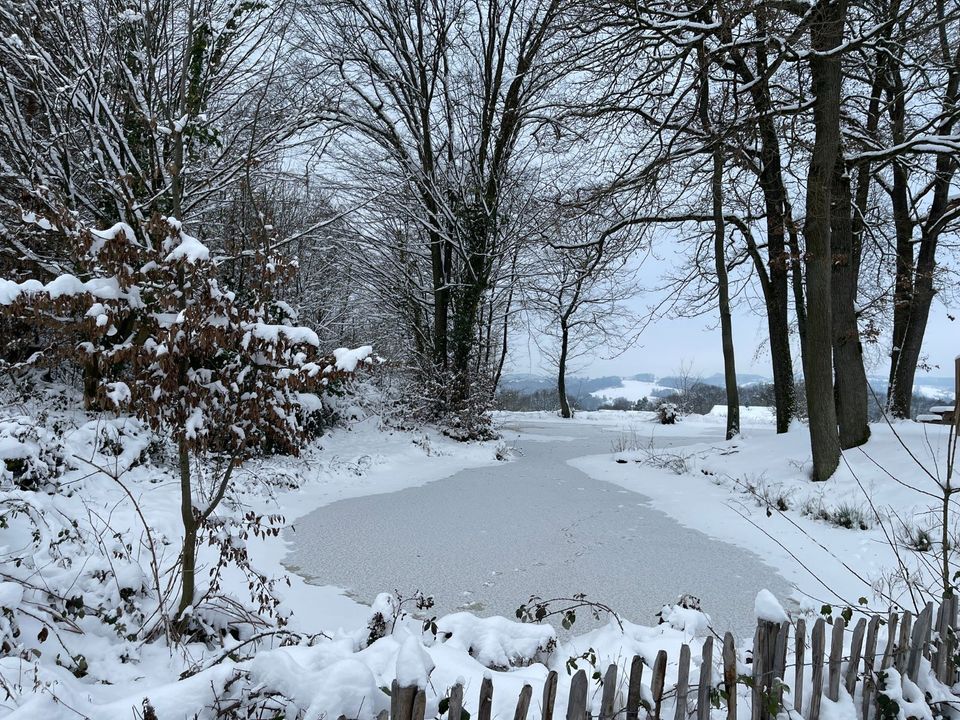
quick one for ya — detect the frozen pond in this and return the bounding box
[285,418,793,637]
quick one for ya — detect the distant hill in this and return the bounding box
[499,371,956,402]
[498,374,622,395]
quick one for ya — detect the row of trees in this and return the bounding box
[563,0,958,475]
[1,0,958,480]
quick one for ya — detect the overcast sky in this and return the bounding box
[509,242,959,381]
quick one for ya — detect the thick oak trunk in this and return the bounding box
[802,0,847,481]
[830,156,870,448]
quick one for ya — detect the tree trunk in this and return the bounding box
[558,321,572,418]
[802,0,847,481]
[82,360,102,410]
[176,437,197,625]
[830,155,870,448]
[888,39,959,418]
[736,5,794,433]
[698,43,740,440]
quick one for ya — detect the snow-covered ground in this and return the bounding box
[0,391,956,718]
[574,417,957,615]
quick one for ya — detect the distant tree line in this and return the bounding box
[499,380,948,422]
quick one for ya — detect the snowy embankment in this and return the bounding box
[0,395,956,718]
[574,417,956,614]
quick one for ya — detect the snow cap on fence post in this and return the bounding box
[754,589,788,623]
[396,634,435,690]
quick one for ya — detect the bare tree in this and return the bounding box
[525,207,642,418]
[298,0,579,422]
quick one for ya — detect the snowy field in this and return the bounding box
[0,394,956,718]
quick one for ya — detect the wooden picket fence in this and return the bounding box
[374,599,958,720]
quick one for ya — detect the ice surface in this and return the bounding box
[284,420,792,637]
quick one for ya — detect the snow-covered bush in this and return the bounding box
[656,594,711,634]
[0,418,66,491]
[656,402,678,425]
[0,217,373,637]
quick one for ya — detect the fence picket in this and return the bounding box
[697,637,714,720]
[810,617,825,720]
[794,619,806,714]
[944,597,958,684]
[755,619,779,720]
[751,625,763,720]
[600,665,618,720]
[675,644,691,720]
[774,621,789,706]
[412,690,426,720]
[567,670,588,720]
[861,616,880,720]
[651,650,668,720]
[895,611,912,671]
[827,618,845,702]
[448,684,463,720]
[396,681,417,720]
[543,671,559,720]
[514,684,533,720]
[626,655,644,720]
[845,618,866,696]
[478,677,493,720]
[881,612,898,670]
[907,603,933,683]
[723,632,737,720]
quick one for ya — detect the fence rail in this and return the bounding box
[370,600,958,720]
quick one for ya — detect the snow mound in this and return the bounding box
[395,635,435,689]
[436,613,556,669]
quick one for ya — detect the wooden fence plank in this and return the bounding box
[754,620,779,720]
[751,625,763,720]
[448,684,463,720]
[600,665,618,720]
[895,611,912,672]
[932,603,945,670]
[861,616,880,720]
[412,689,426,720]
[478,677,494,720]
[794,619,806,714]
[774,621,789,707]
[881,612,898,670]
[391,679,400,720]
[567,670,588,720]
[827,618,845,702]
[626,656,644,720]
[908,603,929,679]
[722,633,737,720]
[845,617,867,696]
[907,603,933,683]
[651,650,668,720]
[810,618,825,720]
[396,682,417,720]
[514,684,533,720]
[675,644,691,720]
[697,637,714,720]
[945,597,958,685]
[543,671,559,720]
